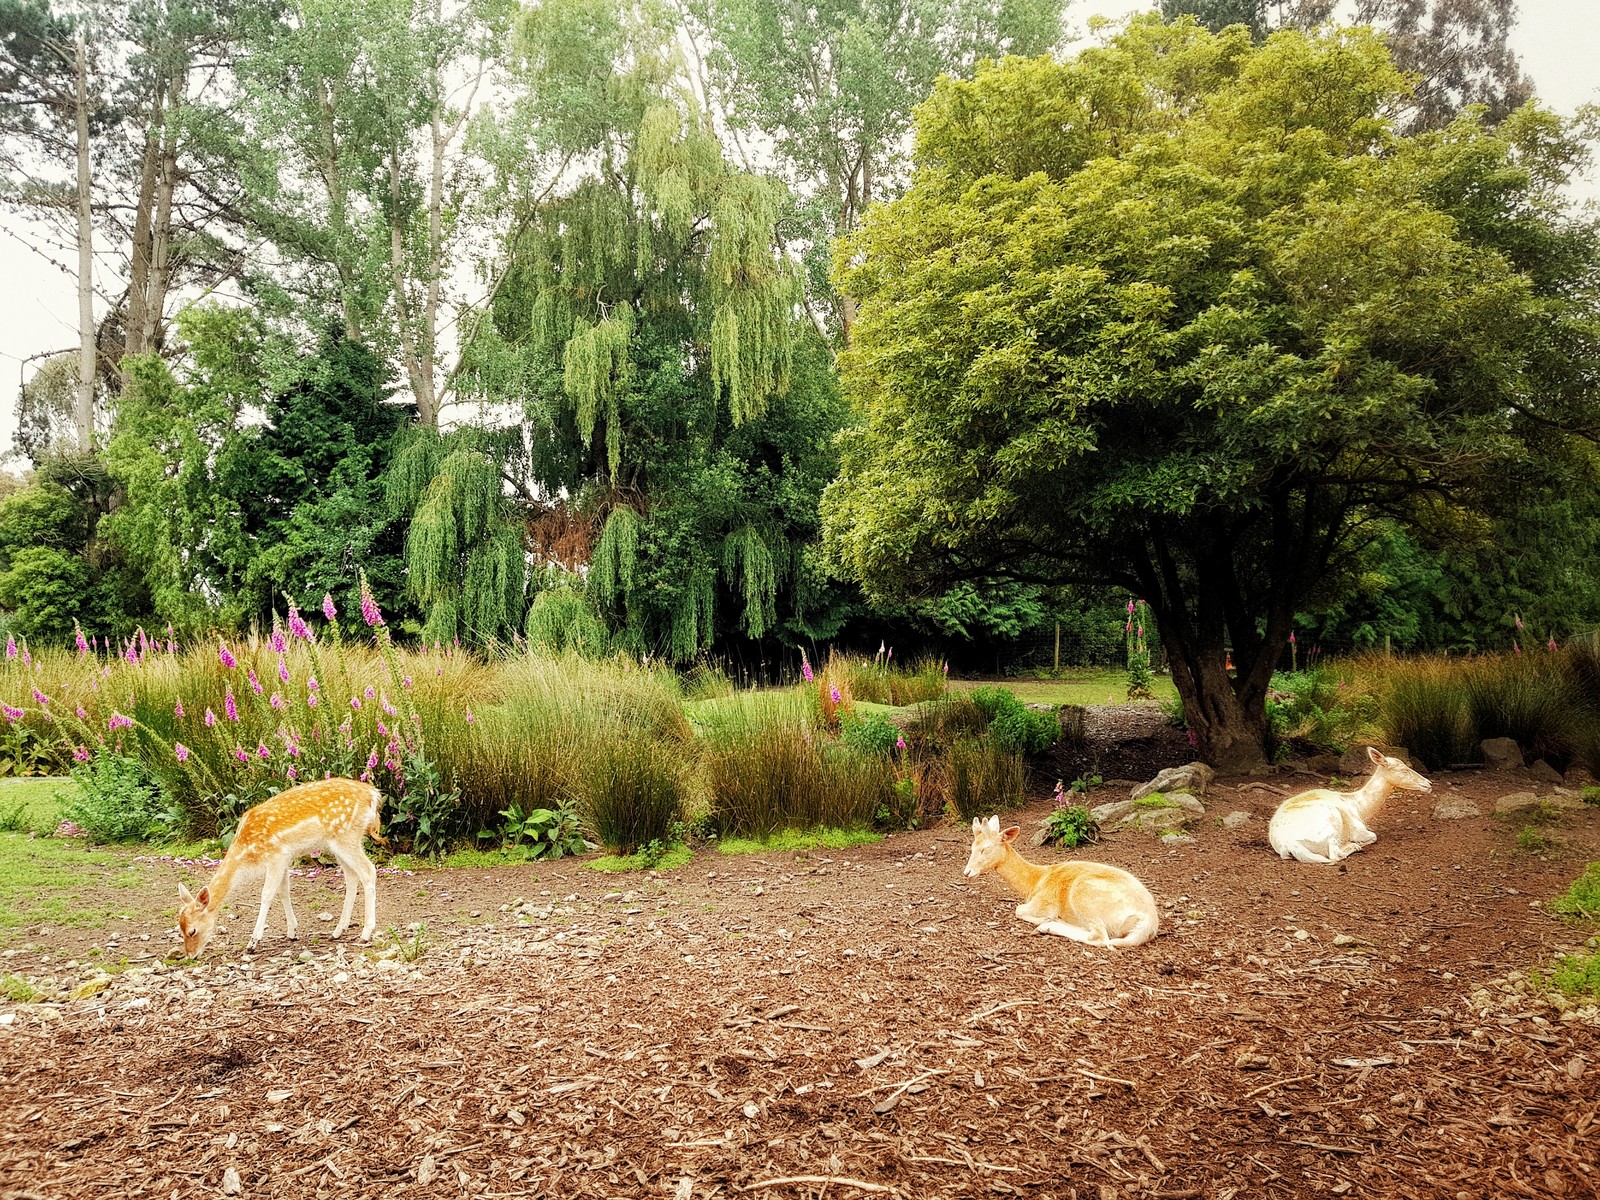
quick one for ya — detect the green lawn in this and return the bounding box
[949,670,1178,707]
[0,776,71,835]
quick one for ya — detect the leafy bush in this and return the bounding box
[1044,781,1098,847]
[840,713,900,757]
[60,751,185,843]
[970,686,1057,755]
[485,802,586,859]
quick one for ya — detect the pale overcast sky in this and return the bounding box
[2,0,1597,455]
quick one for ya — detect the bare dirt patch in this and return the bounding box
[2,765,1598,1199]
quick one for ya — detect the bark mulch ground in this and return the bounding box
[2,762,1598,1199]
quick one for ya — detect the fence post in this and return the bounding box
[1054,621,1060,673]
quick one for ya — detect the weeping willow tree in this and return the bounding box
[386,425,528,645]
[443,0,851,660]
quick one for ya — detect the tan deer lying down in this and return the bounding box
[1268,746,1432,864]
[176,777,384,957]
[963,816,1160,948]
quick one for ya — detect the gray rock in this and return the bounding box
[1432,797,1481,820]
[1564,765,1594,788]
[1480,737,1524,771]
[1131,762,1215,802]
[1221,810,1253,829]
[1129,808,1188,834]
[1163,791,1206,814]
[1159,832,1196,847]
[1090,799,1136,825]
[1028,825,1051,849]
[1528,759,1563,785]
[1493,791,1543,814]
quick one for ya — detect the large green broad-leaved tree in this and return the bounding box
[822,16,1600,768]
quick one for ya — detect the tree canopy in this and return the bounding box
[822,16,1600,765]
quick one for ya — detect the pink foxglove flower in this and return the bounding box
[1128,599,1135,614]
[126,641,139,665]
[829,685,841,704]
[401,676,412,690]
[800,652,813,683]
[288,606,312,640]
[174,742,189,763]
[75,623,89,654]
[286,766,297,781]
[249,669,263,695]
[174,698,185,719]
[73,745,90,762]
[108,712,133,731]
[465,706,475,725]
[323,593,337,622]
[1514,643,1522,655]
[896,735,907,751]
[234,747,250,763]
[1548,638,1558,651]
[218,642,237,669]
[204,708,216,727]
[4,636,14,659]
[270,626,286,655]
[76,704,87,719]
[270,692,283,710]
[1,703,22,723]
[350,696,362,710]
[307,693,319,708]
[278,657,290,684]
[257,743,270,760]
[363,685,375,699]
[360,588,383,627]
[366,750,380,770]
[381,694,397,715]
[225,690,238,722]
[307,676,319,692]
[31,688,49,706]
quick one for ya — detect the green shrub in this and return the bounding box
[943,738,1025,821]
[1550,863,1600,920]
[0,800,27,832]
[524,586,609,656]
[60,752,185,843]
[840,713,900,757]
[579,736,686,855]
[1043,796,1097,848]
[1379,661,1475,769]
[484,801,586,859]
[969,686,1057,755]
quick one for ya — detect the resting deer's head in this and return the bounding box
[176,883,219,957]
[1367,746,1432,793]
[964,816,1020,879]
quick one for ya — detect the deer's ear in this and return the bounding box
[177,883,194,904]
[971,817,982,833]
[1002,827,1021,844]
[195,887,210,907]
[1367,746,1384,765]
[986,815,1001,832]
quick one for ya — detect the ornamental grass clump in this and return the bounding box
[1370,657,1475,770]
[580,734,686,855]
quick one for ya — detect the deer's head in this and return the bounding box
[1367,745,1432,793]
[964,815,1019,879]
[176,883,219,957]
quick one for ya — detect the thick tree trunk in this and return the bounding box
[73,33,95,449]
[1161,622,1271,771]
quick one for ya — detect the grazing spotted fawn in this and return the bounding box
[176,777,384,957]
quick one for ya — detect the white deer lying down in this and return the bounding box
[1268,747,1432,864]
[963,816,1160,948]
[176,777,384,957]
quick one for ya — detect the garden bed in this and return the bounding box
[2,763,1598,1198]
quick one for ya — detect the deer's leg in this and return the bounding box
[328,845,379,942]
[248,867,286,953]
[1036,920,1102,944]
[281,869,298,940]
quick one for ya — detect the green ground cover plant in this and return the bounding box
[715,828,882,855]
[1550,864,1600,920]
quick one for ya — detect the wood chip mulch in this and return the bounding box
[2,767,1598,1199]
